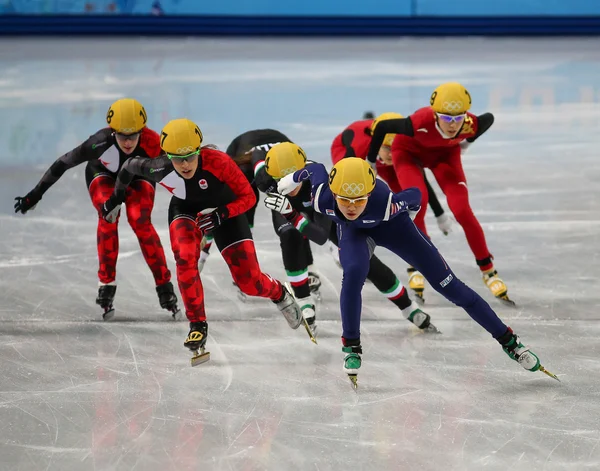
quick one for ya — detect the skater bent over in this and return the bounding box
[14,98,178,320]
[277,158,556,387]
[101,118,306,365]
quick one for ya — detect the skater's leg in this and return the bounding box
[169,215,205,323]
[125,179,171,286]
[213,215,303,329]
[88,175,119,285]
[431,149,491,267]
[272,210,310,299]
[337,225,371,341]
[330,226,432,329]
[371,214,507,338]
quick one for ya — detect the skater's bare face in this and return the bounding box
[436,112,465,138]
[378,145,392,165]
[169,151,199,179]
[115,132,141,155]
[335,195,368,220]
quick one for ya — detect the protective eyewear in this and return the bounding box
[335,194,369,208]
[115,131,141,140]
[436,113,466,124]
[166,149,200,162]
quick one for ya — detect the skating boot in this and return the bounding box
[483,269,515,306]
[96,283,117,321]
[342,339,362,390]
[497,328,558,381]
[298,296,318,343]
[402,301,440,333]
[273,283,303,330]
[184,321,210,367]
[407,267,425,304]
[308,270,322,302]
[156,281,182,320]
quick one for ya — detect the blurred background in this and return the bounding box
[1,3,600,471]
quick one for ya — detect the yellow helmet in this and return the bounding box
[265,142,307,179]
[160,118,204,155]
[106,98,148,134]
[329,157,376,198]
[371,112,403,147]
[430,82,472,115]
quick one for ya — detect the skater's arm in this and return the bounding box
[341,129,358,158]
[15,130,111,214]
[424,174,445,217]
[278,162,329,197]
[467,113,494,143]
[291,213,330,245]
[112,155,170,203]
[304,212,334,245]
[367,118,414,163]
[32,131,109,197]
[385,187,422,220]
[218,154,257,218]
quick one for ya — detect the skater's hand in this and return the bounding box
[459,140,471,153]
[196,206,229,233]
[264,193,294,215]
[436,213,453,236]
[101,196,122,224]
[277,172,304,195]
[14,190,42,214]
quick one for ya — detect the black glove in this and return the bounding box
[196,206,229,233]
[101,195,122,223]
[254,170,277,194]
[14,190,42,214]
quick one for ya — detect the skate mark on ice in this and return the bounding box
[124,333,140,377]
[357,388,422,406]
[206,332,233,392]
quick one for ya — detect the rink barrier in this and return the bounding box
[1,16,600,35]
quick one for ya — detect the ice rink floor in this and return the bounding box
[1,37,600,470]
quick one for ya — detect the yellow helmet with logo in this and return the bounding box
[160,118,204,155]
[329,157,376,198]
[265,142,307,179]
[430,82,472,115]
[371,112,404,147]
[106,98,148,134]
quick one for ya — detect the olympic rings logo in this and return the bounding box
[175,146,195,154]
[280,166,297,176]
[119,127,137,133]
[442,101,464,113]
[342,182,365,196]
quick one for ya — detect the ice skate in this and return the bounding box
[342,342,362,390]
[273,283,303,330]
[156,281,182,320]
[308,270,322,302]
[184,321,210,367]
[498,328,559,381]
[407,268,425,304]
[96,283,117,321]
[403,302,440,333]
[298,296,318,344]
[483,269,515,306]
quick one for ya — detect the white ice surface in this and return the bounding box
[0,37,599,471]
